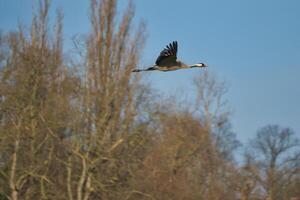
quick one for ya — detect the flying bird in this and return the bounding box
[132,41,207,72]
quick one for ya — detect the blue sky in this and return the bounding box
[1,0,300,145]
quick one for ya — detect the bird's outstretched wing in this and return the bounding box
[155,41,178,65]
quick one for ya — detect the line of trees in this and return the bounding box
[0,0,299,199]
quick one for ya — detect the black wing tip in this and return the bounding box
[173,41,178,51]
[171,41,177,47]
[155,41,178,65]
[167,41,177,47]
[164,41,177,51]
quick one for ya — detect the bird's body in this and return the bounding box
[132,41,207,72]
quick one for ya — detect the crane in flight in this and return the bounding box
[132,41,207,72]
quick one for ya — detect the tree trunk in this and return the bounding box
[10,139,20,200]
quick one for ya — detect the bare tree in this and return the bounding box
[244,124,300,200]
[0,0,149,198]
[193,71,240,161]
[64,0,147,199]
[0,1,79,199]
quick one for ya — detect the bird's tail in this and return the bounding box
[132,66,157,72]
[132,69,144,72]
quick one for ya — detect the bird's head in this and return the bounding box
[192,63,207,68]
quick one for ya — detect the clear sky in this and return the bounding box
[1,0,300,144]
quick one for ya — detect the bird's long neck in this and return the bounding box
[178,62,199,69]
[177,61,190,69]
[189,64,200,68]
